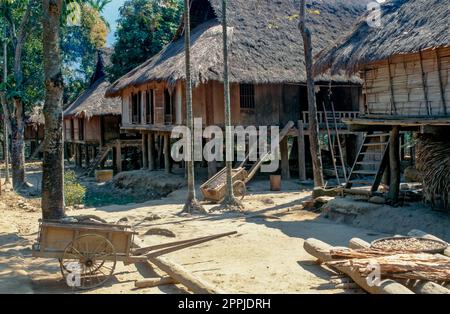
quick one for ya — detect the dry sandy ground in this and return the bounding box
[0,177,393,294]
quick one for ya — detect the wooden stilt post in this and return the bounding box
[115,143,122,173]
[297,121,306,180]
[164,133,171,174]
[148,132,155,171]
[142,133,148,169]
[388,126,400,202]
[84,144,90,169]
[77,144,82,167]
[280,136,290,180]
[381,135,391,186]
[158,134,163,169]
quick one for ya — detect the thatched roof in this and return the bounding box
[65,48,122,118]
[315,0,450,75]
[106,0,370,97]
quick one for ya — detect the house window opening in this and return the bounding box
[240,84,255,110]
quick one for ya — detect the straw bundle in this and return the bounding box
[416,134,450,211]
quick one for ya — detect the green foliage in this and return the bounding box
[64,170,86,206]
[107,0,183,81]
[62,3,109,104]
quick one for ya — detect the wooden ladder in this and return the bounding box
[345,132,390,192]
[322,101,347,185]
[85,141,115,176]
[239,121,295,183]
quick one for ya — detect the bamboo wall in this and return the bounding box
[363,47,449,116]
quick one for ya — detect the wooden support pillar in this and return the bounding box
[76,143,82,167]
[381,135,391,186]
[142,133,148,169]
[148,132,155,171]
[84,144,90,169]
[280,136,290,180]
[388,126,400,202]
[115,143,122,173]
[297,121,306,180]
[164,133,171,174]
[157,135,163,169]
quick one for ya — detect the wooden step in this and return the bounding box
[360,151,383,155]
[353,170,378,175]
[363,142,389,147]
[356,161,380,165]
[348,180,372,185]
[366,133,390,138]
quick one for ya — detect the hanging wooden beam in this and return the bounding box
[435,49,447,115]
[387,58,397,115]
[418,50,431,116]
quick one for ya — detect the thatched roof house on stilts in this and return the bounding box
[64,49,141,175]
[105,0,370,181]
[315,0,450,209]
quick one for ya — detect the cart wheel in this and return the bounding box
[233,180,247,200]
[60,234,117,290]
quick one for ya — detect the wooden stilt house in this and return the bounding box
[315,0,449,207]
[106,0,371,180]
[64,49,141,174]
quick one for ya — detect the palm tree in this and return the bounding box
[181,0,205,214]
[299,0,324,187]
[86,0,112,29]
[221,0,242,209]
[41,0,65,220]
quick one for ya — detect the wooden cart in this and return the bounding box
[32,220,236,290]
[200,121,295,203]
[200,167,248,203]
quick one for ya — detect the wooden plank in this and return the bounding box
[435,49,448,115]
[303,238,414,294]
[419,50,431,115]
[148,256,225,294]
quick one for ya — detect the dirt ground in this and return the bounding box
[0,169,397,295]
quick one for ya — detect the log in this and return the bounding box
[135,276,178,289]
[349,238,370,250]
[349,236,450,294]
[409,281,450,295]
[148,255,225,294]
[304,238,414,294]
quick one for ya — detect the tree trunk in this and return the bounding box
[182,0,204,214]
[221,0,241,209]
[1,30,10,184]
[41,0,65,220]
[299,1,324,187]
[10,98,26,190]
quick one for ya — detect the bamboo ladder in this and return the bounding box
[321,100,347,185]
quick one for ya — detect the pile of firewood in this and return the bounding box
[416,134,450,210]
[304,230,450,294]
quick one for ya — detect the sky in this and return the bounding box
[103,0,127,47]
